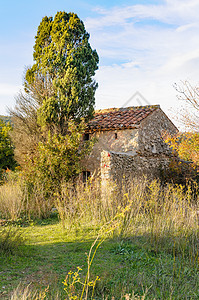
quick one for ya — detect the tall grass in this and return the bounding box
[0,174,54,221]
[0,179,25,221]
[55,178,115,229]
[55,177,199,264]
[0,173,199,262]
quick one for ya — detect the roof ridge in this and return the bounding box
[95,105,160,114]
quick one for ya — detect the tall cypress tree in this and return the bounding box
[10,12,98,187]
[25,11,99,133]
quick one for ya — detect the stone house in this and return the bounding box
[82,105,178,182]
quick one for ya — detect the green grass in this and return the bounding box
[0,218,199,299]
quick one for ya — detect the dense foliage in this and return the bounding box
[164,132,199,184]
[162,81,199,183]
[0,115,11,124]
[0,119,16,175]
[24,121,94,197]
[25,11,99,132]
[166,132,199,166]
[10,11,98,190]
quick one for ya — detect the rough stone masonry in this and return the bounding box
[82,105,178,183]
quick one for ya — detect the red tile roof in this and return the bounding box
[87,105,160,131]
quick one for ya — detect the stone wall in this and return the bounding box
[138,108,178,157]
[101,150,170,184]
[83,128,139,174]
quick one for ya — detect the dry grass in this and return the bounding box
[56,178,198,233]
[0,175,54,221]
[10,284,147,300]
[10,284,60,300]
[1,174,199,259]
[53,176,199,265]
[0,179,24,221]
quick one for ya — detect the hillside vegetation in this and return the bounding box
[0,116,11,124]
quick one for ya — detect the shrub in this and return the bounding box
[0,226,24,255]
[0,119,17,183]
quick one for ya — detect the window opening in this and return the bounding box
[115,132,118,139]
[83,133,89,141]
[83,171,91,183]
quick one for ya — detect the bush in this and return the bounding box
[0,226,25,255]
[0,119,17,183]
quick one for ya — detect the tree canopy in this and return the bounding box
[0,119,16,172]
[11,11,98,160]
[25,11,99,133]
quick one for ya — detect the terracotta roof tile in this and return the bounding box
[87,105,160,131]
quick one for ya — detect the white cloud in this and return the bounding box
[176,22,199,33]
[85,0,199,127]
[86,1,199,31]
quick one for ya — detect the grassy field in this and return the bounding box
[1,219,199,299]
[0,178,199,299]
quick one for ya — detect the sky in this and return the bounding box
[1,0,199,127]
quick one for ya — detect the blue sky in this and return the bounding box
[1,0,199,127]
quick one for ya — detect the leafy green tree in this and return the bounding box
[25,11,99,133]
[10,12,98,194]
[0,119,16,172]
[24,121,94,195]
